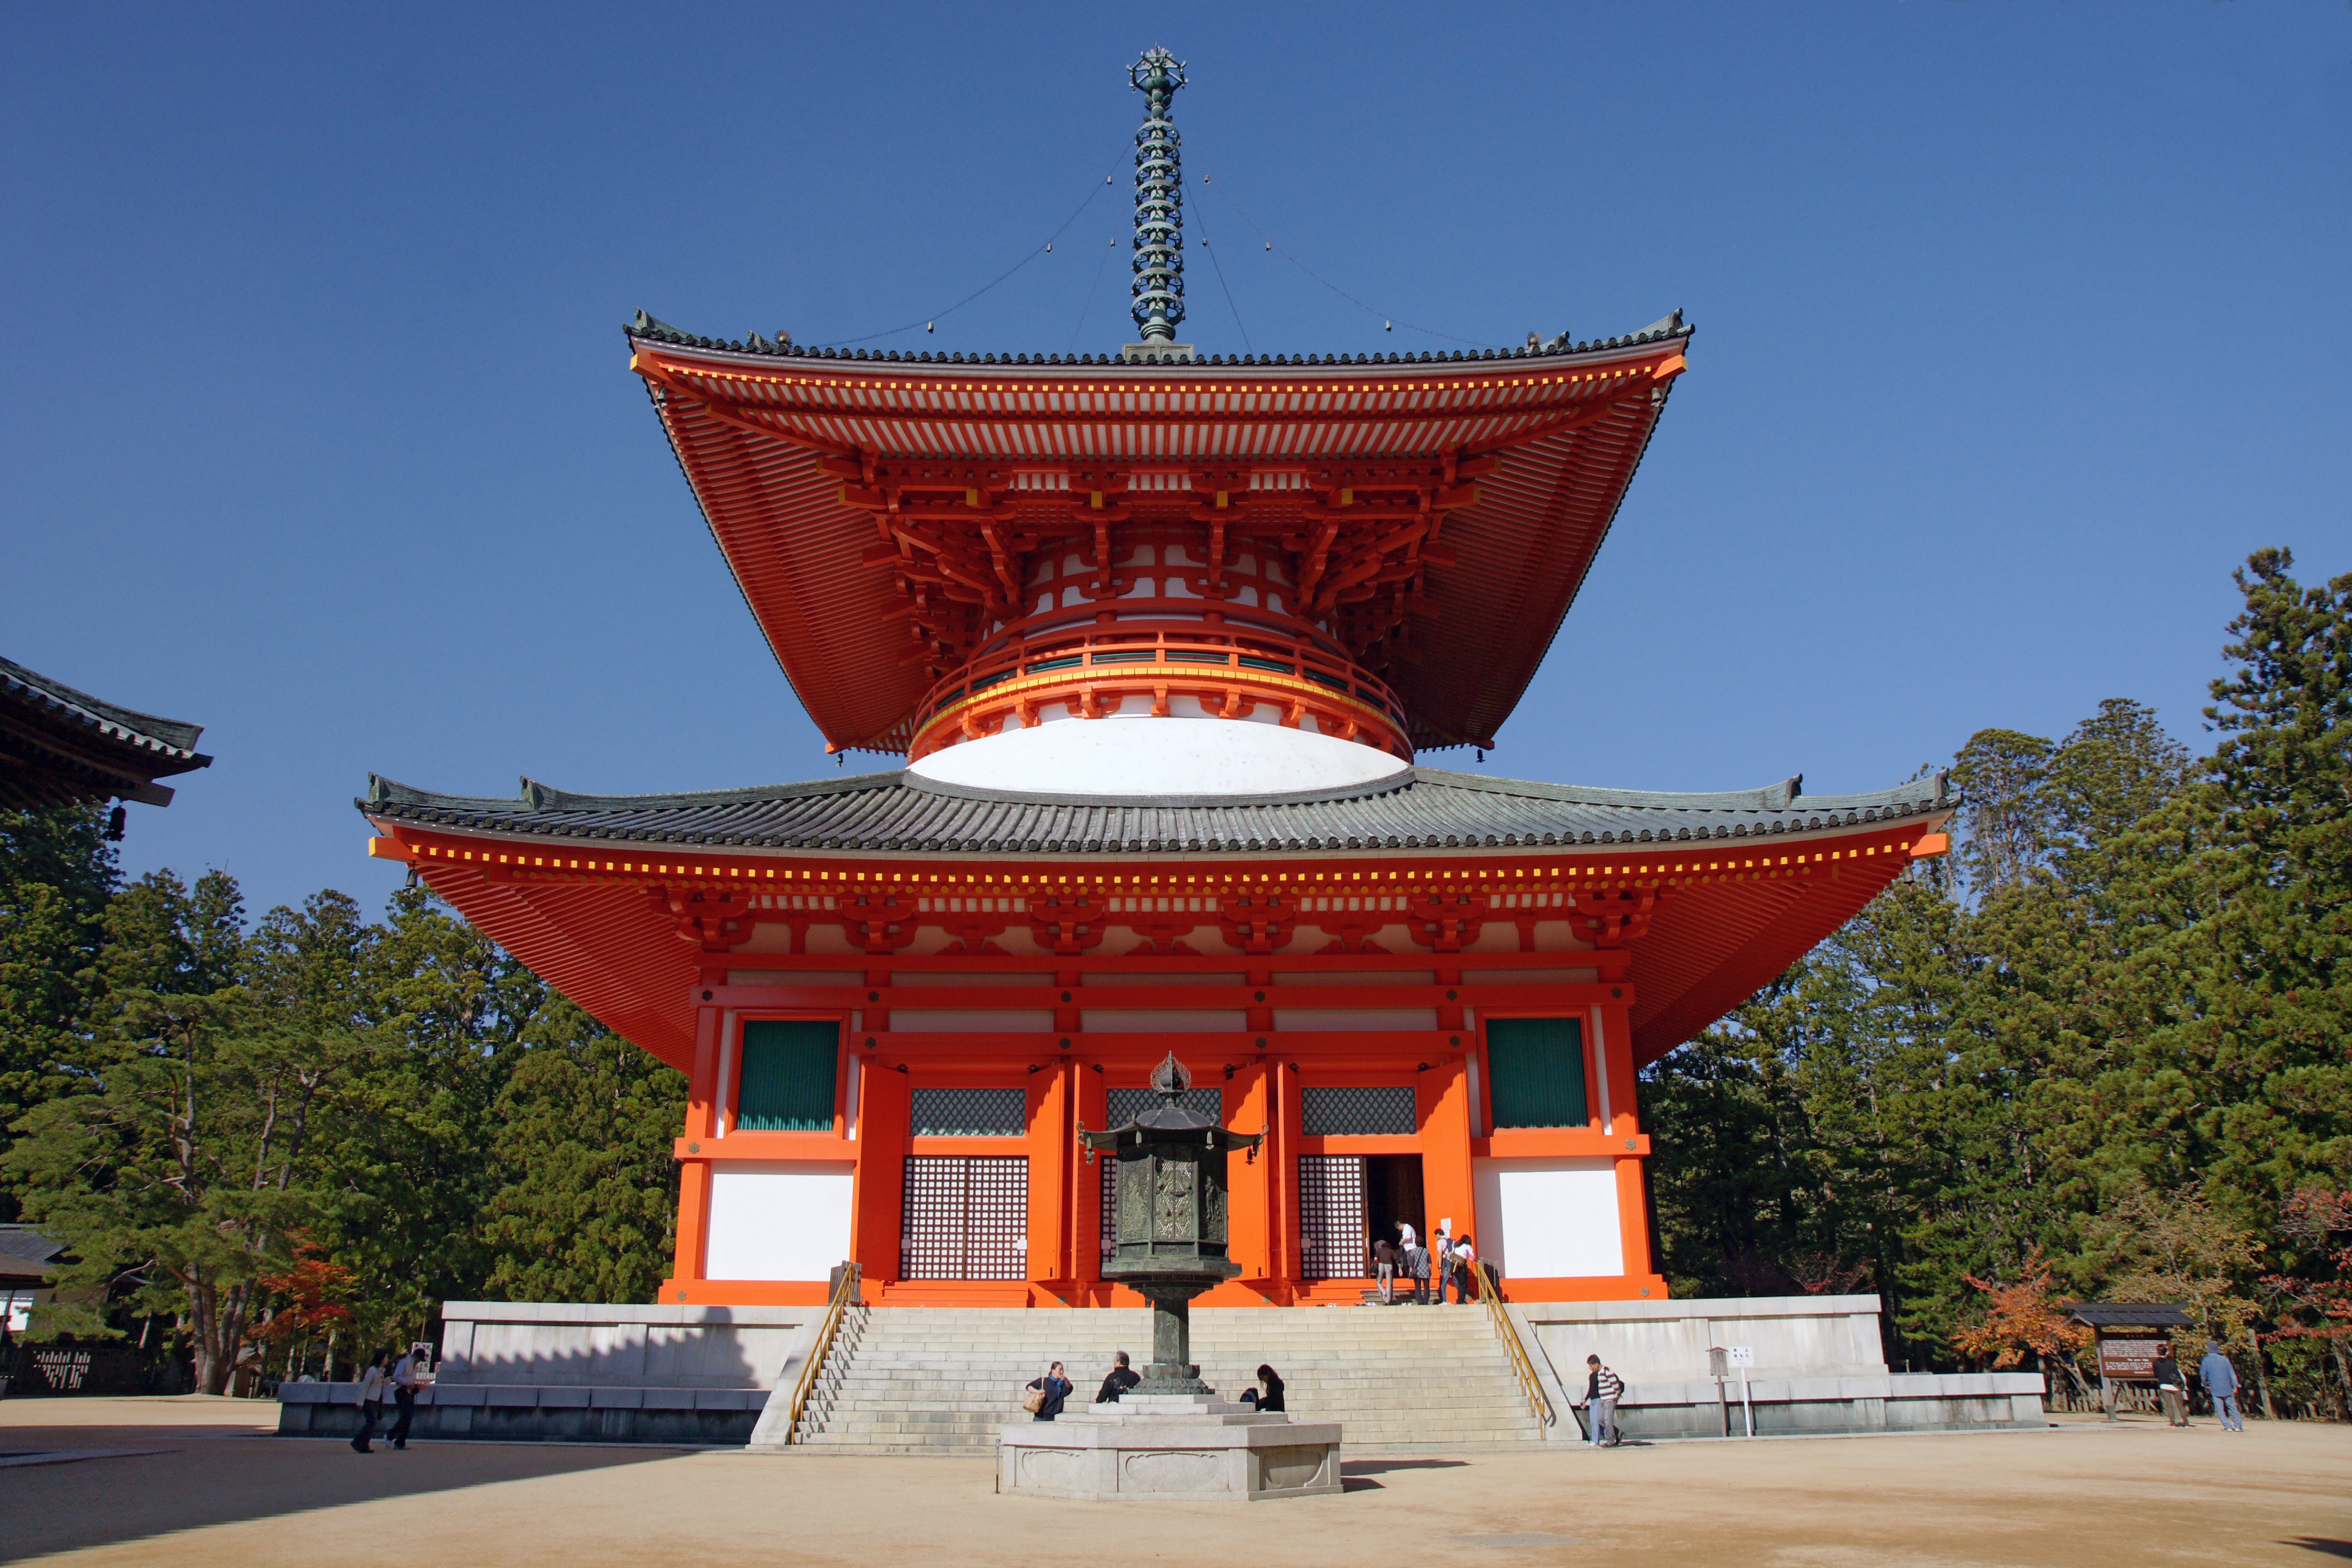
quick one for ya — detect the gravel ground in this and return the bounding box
[1,1397,2343,1566]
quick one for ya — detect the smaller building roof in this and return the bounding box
[2067,1303,2195,1329]
[1,655,211,810]
[0,1224,66,1283]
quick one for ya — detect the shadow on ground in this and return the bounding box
[0,1427,689,1561]
[2285,1542,2352,1560]
[1343,1458,1469,1475]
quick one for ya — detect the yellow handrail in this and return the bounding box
[1473,1260,1554,1431]
[783,1261,861,1445]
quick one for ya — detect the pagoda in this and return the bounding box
[361,51,1951,1309]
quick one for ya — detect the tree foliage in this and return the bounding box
[0,867,684,1389]
[1646,550,2352,1407]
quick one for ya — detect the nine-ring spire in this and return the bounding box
[1129,47,1186,342]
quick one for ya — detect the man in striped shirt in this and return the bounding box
[1578,1355,1624,1447]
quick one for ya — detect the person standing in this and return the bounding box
[387,1344,424,1449]
[1431,1227,1455,1306]
[350,1350,388,1453]
[1406,1237,1431,1305]
[1451,1234,1477,1304]
[1577,1354,1624,1447]
[1373,1234,1399,1304]
[2153,1348,2187,1428]
[1094,1351,1140,1405]
[2198,1341,2245,1431]
[1026,1360,1073,1422]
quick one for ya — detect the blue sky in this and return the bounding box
[4,3,2346,917]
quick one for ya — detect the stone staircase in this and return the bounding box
[787,1304,1547,1454]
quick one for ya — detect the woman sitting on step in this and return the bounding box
[1238,1364,1286,1413]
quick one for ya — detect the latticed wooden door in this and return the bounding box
[1298,1154,1366,1280]
[901,1156,1028,1280]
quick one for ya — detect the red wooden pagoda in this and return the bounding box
[361,56,1949,1308]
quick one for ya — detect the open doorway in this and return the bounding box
[1363,1155,1427,1264]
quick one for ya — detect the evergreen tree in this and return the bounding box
[0,804,119,1219]
[481,997,685,1304]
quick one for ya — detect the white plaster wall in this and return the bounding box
[1474,1157,1624,1278]
[908,714,1408,796]
[705,1161,855,1282]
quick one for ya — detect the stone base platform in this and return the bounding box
[998,1393,1341,1501]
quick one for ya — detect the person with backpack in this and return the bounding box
[349,1349,388,1453]
[1238,1364,1286,1412]
[1431,1226,1455,1306]
[1093,1351,1140,1405]
[2153,1348,2187,1428]
[1024,1360,1072,1421]
[386,1344,426,1450]
[1577,1354,1624,1447]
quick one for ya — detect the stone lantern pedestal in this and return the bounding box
[999,1052,1343,1501]
[999,1393,1342,1501]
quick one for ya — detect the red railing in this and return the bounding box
[910,623,1412,749]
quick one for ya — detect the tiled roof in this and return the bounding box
[2067,1304,2196,1329]
[361,764,1952,856]
[623,322,1692,754]
[1,657,206,758]
[1,655,212,810]
[626,310,1694,367]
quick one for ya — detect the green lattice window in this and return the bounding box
[736,1020,839,1131]
[1484,1016,1589,1129]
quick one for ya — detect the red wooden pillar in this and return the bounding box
[1420,1055,1476,1259]
[853,1060,911,1285]
[1225,1062,1273,1283]
[1028,1061,1074,1294]
[1075,1061,1108,1288]
[1596,996,1655,1282]
[671,1004,723,1292]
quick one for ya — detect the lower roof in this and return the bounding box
[362,764,1953,1074]
[361,765,1952,856]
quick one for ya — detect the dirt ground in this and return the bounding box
[2,1397,2344,1567]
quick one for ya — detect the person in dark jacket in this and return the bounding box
[2153,1349,2187,1427]
[1095,1350,1141,1404]
[1027,1361,1073,1421]
[1577,1354,1624,1446]
[1373,1235,1399,1304]
[1238,1364,1286,1413]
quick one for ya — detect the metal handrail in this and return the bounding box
[783,1261,861,1445]
[1473,1260,1554,1431]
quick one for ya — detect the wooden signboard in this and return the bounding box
[2097,1335,2166,1381]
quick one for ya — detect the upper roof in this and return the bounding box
[626,313,1691,753]
[362,764,1952,856]
[0,655,211,811]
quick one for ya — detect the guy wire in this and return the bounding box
[1201,173,1503,349]
[820,170,1119,347]
[1069,235,1119,353]
[1193,196,1253,352]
